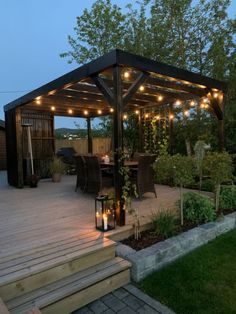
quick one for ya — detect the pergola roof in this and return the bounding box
[4,49,227,117]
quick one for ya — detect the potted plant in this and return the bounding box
[49,157,65,182]
[29,174,40,188]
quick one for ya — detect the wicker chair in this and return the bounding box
[74,155,87,192]
[84,155,112,194]
[133,154,157,198]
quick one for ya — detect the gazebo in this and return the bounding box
[4,49,227,225]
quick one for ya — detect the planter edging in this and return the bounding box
[116,212,236,282]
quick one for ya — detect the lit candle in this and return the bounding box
[103,214,108,231]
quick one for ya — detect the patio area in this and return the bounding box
[0,172,182,258]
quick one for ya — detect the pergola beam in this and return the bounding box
[123,72,149,106]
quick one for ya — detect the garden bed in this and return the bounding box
[116,212,236,282]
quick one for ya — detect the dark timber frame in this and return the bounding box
[4,49,227,226]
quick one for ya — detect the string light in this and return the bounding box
[190,100,195,107]
[123,114,128,120]
[158,95,163,101]
[124,71,130,79]
[84,110,88,115]
[36,99,41,105]
[97,109,102,115]
[139,85,145,92]
[68,109,73,114]
[213,92,218,99]
[203,97,208,103]
[155,115,160,120]
[110,108,114,113]
[135,110,139,115]
[169,114,174,120]
[184,110,189,117]
[145,113,149,119]
[51,106,55,111]
[175,100,181,106]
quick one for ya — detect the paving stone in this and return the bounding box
[123,294,145,311]
[112,288,130,300]
[137,304,160,314]
[88,299,108,313]
[73,306,94,314]
[101,294,126,311]
[117,308,137,314]
[103,309,116,314]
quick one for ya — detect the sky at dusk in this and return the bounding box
[0,0,235,128]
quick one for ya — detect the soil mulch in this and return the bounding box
[121,220,197,251]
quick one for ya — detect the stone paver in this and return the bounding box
[72,284,175,314]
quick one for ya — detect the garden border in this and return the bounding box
[116,212,236,282]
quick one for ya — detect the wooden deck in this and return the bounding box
[0,173,182,258]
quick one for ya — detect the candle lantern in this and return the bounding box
[95,195,115,232]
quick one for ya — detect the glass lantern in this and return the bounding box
[95,195,115,232]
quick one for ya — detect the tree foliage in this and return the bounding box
[61,0,236,153]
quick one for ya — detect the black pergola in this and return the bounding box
[4,49,227,225]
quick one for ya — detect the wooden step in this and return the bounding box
[6,257,131,314]
[0,234,116,301]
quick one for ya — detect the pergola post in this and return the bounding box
[138,110,143,152]
[113,65,125,226]
[210,93,225,152]
[169,104,174,155]
[86,117,93,154]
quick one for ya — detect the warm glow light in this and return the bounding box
[184,110,189,116]
[139,85,145,92]
[68,109,73,114]
[36,99,41,105]
[200,103,205,109]
[155,115,160,120]
[169,114,174,120]
[135,110,139,115]
[97,109,102,115]
[36,96,41,100]
[203,97,208,103]
[123,114,128,120]
[110,108,114,113]
[175,100,181,106]
[51,106,55,111]
[145,113,149,119]
[158,95,163,101]
[190,100,195,107]
[124,71,130,79]
[204,104,209,109]
[213,92,218,99]
[84,110,88,115]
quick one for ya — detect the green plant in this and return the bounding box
[49,157,65,174]
[194,140,210,191]
[219,185,236,210]
[181,192,215,224]
[152,210,177,239]
[152,154,173,185]
[203,152,233,213]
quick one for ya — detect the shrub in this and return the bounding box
[219,185,236,210]
[49,157,65,174]
[152,210,177,239]
[182,192,215,224]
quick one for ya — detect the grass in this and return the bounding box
[139,229,236,314]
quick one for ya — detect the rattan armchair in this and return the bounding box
[74,155,87,192]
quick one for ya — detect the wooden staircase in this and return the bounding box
[0,232,131,314]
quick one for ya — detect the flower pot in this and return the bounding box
[52,173,61,183]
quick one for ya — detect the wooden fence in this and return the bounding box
[55,138,111,155]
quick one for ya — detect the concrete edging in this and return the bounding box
[116,212,236,282]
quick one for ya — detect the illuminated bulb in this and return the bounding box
[123,114,128,120]
[110,108,114,113]
[36,96,41,100]
[203,97,208,103]
[155,115,160,120]
[36,99,41,105]
[190,100,195,107]
[68,109,73,114]
[135,110,139,115]
[51,106,55,111]
[184,110,189,116]
[84,110,88,115]
[200,103,205,109]
[175,100,181,106]
[139,85,145,92]
[204,104,209,109]
[213,92,218,99]
[158,95,163,101]
[169,114,174,120]
[145,113,149,119]
[124,71,130,79]
[97,109,102,115]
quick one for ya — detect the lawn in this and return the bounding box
[140,229,236,314]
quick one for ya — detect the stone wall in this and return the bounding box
[116,212,236,282]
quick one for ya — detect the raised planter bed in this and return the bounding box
[116,212,236,282]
